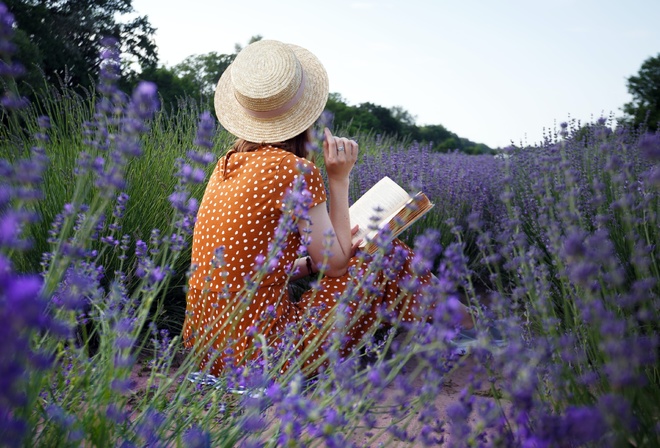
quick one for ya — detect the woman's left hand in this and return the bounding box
[350,224,362,257]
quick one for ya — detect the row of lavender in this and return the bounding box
[471,120,659,445]
[2,0,660,444]
[0,7,218,444]
[350,119,660,445]
[350,139,507,264]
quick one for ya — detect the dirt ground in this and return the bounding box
[347,353,498,447]
[128,342,502,447]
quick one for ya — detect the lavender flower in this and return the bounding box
[192,111,216,151]
[79,38,159,199]
[639,132,660,161]
[0,256,64,444]
[0,6,28,112]
[182,425,211,447]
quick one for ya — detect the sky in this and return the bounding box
[130,0,660,149]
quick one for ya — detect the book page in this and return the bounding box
[349,177,411,243]
[362,192,434,254]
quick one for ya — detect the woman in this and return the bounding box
[182,40,474,376]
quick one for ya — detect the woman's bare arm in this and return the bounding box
[298,128,359,277]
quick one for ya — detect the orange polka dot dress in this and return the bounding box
[182,145,432,375]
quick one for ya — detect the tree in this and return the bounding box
[137,65,200,113]
[171,35,262,107]
[5,0,157,91]
[8,27,44,90]
[390,105,416,128]
[172,52,235,105]
[356,102,402,136]
[324,95,493,153]
[623,53,660,131]
[412,124,452,146]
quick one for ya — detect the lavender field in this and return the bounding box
[2,3,660,446]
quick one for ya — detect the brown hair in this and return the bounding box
[233,128,311,159]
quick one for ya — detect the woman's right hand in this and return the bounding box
[323,127,358,182]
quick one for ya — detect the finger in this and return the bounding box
[351,224,360,236]
[335,137,349,158]
[348,139,358,161]
[331,137,344,163]
[324,127,336,162]
[323,127,334,154]
[324,127,334,144]
[349,139,358,153]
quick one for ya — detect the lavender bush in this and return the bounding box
[461,119,660,446]
[1,2,659,446]
[350,139,507,270]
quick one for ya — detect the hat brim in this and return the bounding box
[214,44,329,144]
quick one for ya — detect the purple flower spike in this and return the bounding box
[0,211,21,248]
[639,132,660,161]
[182,425,211,448]
[1,91,28,110]
[131,81,159,120]
[98,38,121,94]
[194,111,217,150]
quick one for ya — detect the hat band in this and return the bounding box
[239,71,306,119]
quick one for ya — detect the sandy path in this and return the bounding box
[128,347,504,446]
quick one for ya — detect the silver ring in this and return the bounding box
[337,146,345,152]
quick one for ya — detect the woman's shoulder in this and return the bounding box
[261,146,317,172]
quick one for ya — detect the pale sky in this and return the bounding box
[130,0,660,149]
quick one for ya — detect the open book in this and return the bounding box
[349,176,434,255]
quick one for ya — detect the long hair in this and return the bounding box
[232,128,311,159]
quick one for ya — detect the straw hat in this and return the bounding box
[214,40,329,143]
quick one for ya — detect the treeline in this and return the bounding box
[4,0,157,92]
[11,0,659,152]
[138,64,493,154]
[3,0,496,154]
[325,93,492,154]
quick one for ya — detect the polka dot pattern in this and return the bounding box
[187,146,325,293]
[182,145,431,375]
[294,238,433,373]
